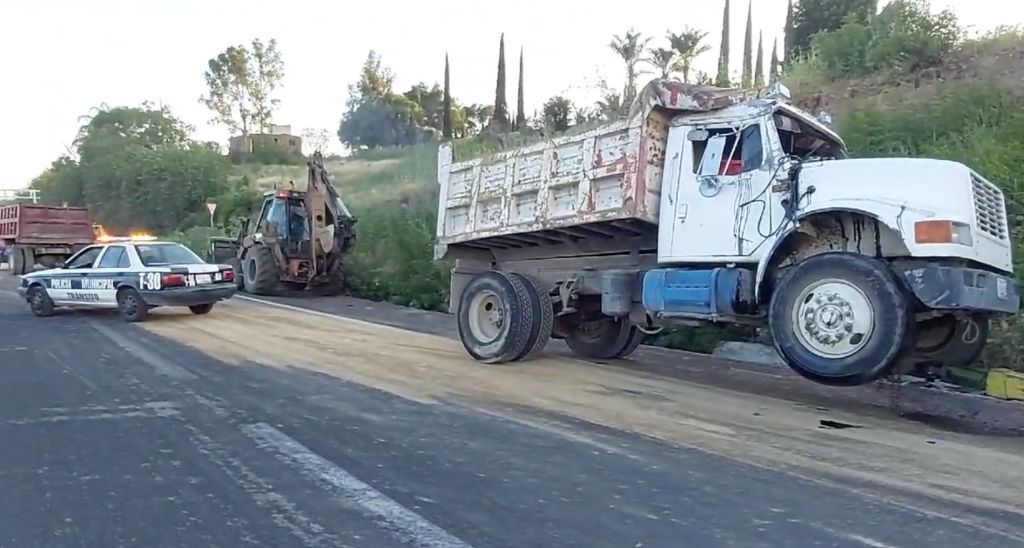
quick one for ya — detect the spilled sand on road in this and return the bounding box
[140,299,1024,526]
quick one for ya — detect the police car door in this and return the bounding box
[48,245,104,305]
[80,245,130,306]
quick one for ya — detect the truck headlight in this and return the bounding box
[914,220,973,246]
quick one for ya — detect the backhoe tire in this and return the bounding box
[243,246,279,296]
[226,258,245,290]
[509,273,553,362]
[457,271,534,364]
[768,252,909,387]
[317,260,348,297]
[565,317,637,360]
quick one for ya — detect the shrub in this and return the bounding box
[807,0,963,79]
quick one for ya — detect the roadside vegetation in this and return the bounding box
[23,0,1024,373]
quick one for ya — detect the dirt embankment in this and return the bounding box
[140,300,1024,532]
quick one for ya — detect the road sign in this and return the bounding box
[206,202,217,215]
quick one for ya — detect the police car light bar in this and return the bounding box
[96,233,158,243]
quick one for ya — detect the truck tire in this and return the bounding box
[565,317,637,360]
[614,328,646,359]
[243,246,279,295]
[11,247,25,275]
[457,271,534,364]
[226,258,245,290]
[768,252,909,386]
[509,273,554,362]
[913,314,988,369]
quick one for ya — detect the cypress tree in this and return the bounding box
[754,31,765,88]
[516,48,527,131]
[769,39,780,84]
[715,0,731,87]
[741,0,753,88]
[488,33,511,133]
[443,53,453,140]
[783,0,795,61]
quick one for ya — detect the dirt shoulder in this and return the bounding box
[135,299,1024,537]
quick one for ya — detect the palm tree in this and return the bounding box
[609,29,651,105]
[667,27,712,84]
[644,47,679,79]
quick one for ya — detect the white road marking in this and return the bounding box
[186,423,347,548]
[243,422,476,548]
[4,402,181,425]
[92,323,198,381]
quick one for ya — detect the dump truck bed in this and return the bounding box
[435,80,756,249]
[0,203,94,245]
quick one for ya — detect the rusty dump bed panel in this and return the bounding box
[0,203,94,245]
[435,79,753,246]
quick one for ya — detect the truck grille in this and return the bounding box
[971,173,1008,241]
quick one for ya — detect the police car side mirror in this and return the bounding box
[56,261,66,268]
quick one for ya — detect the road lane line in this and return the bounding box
[92,323,198,381]
[186,424,348,548]
[243,422,476,548]
[4,401,181,425]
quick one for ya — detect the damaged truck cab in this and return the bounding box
[436,79,1019,387]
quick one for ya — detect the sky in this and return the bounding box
[0,1,1018,190]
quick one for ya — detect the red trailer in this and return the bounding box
[0,203,94,274]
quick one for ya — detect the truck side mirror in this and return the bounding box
[697,135,728,177]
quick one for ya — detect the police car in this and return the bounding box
[16,236,238,322]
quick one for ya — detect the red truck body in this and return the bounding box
[0,203,94,273]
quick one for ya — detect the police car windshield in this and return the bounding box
[133,243,203,266]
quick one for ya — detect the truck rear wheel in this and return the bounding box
[509,273,553,362]
[565,317,638,360]
[457,271,533,364]
[243,246,279,295]
[768,252,909,386]
[12,246,33,275]
[913,314,988,369]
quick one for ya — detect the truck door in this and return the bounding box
[660,117,785,262]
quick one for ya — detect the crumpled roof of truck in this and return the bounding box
[630,79,759,116]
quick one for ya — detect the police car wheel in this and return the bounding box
[27,286,55,317]
[189,303,215,315]
[117,287,149,323]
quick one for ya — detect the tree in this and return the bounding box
[770,39,780,83]
[338,52,432,149]
[742,1,754,88]
[667,27,712,83]
[754,32,765,88]
[784,0,796,61]
[644,47,678,79]
[789,0,878,58]
[516,48,527,130]
[541,96,573,133]
[443,55,453,139]
[199,38,285,136]
[609,29,651,105]
[301,128,331,154]
[32,104,233,234]
[716,0,732,86]
[487,34,511,134]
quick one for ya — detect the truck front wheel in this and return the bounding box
[768,252,909,386]
[457,271,533,364]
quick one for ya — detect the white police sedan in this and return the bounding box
[16,238,238,322]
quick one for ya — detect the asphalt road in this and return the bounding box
[1,282,1023,548]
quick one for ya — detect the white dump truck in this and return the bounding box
[434,79,1020,387]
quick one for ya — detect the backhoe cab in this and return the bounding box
[207,153,357,296]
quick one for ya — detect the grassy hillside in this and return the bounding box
[226,28,1024,367]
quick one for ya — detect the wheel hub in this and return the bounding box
[468,290,505,343]
[792,279,875,359]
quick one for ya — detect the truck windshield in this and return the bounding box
[774,110,846,160]
[134,243,204,266]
